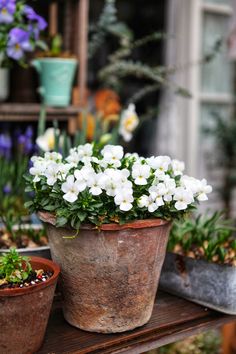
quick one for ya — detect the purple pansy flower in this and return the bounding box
[7,28,33,60]
[0,0,16,24]
[3,184,12,194]
[24,5,47,39]
[0,134,12,158]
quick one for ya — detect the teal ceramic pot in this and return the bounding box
[32,58,77,107]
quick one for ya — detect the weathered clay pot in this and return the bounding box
[0,257,60,354]
[39,211,171,333]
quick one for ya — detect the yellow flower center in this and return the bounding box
[1,8,7,14]
[48,136,55,150]
[14,43,20,51]
[124,115,137,132]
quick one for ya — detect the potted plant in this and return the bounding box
[0,248,60,353]
[32,35,77,107]
[160,211,236,314]
[25,144,211,333]
[0,128,50,258]
[0,0,47,101]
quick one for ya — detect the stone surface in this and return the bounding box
[39,212,171,333]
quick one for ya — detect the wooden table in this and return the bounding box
[38,291,236,354]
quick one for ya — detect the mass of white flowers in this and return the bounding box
[26,144,212,228]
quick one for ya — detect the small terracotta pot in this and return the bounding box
[39,211,171,333]
[0,257,60,354]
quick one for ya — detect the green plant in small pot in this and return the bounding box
[160,211,236,314]
[32,35,77,107]
[0,249,60,354]
[25,143,211,333]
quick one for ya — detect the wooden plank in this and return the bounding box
[49,2,58,37]
[37,291,236,354]
[77,0,89,106]
[0,104,81,122]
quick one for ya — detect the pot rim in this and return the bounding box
[168,251,236,269]
[38,211,171,231]
[33,57,77,63]
[0,256,60,297]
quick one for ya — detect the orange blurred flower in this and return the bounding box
[78,112,96,141]
[95,89,121,119]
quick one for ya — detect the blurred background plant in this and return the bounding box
[0,126,35,229]
[146,329,221,354]
[168,211,236,266]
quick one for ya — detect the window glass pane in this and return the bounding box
[201,12,233,94]
[199,103,233,207]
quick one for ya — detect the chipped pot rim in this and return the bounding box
[38,211,171,231]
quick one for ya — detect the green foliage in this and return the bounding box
[0,249,32,284]
[168,211,236,263]
[158,330,221,354]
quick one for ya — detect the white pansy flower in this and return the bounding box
[138,194,159,212]
[87,173,105,196]
[61,175,82,203]
[44,152,62,162]
[101,145,124,168]
[196,179,212,201]
[174,187,194,211]
[66,150,80,165]
[57,163,73,180]
[77,143,93,158]
[132,163,150,185]
[44,162,60,186]
[180,175,201,195]
[114,190,134,211]
[119,103,139,142]
[36,128,59,152]
[172,159,185,176]
[29,161,47,182]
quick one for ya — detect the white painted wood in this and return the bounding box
[202,3,233,15]
[200,93,234,103]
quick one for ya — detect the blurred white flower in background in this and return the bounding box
[119,103,139,142]
[36,128,59,152]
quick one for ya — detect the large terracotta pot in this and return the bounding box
[39,211,171,333]
[0,257,60,354]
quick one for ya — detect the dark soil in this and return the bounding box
[0,269,53,290]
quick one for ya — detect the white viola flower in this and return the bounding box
[66,151,80,165]
[44,162,60,186]
[61,175,81,203]
[132,163,151,185]
[57,163,73,180]
[147,156,171,178]
[105,179,118,197]
[180,175,201,195]
[163,178,176,202]
[114,190,134,211]
[148,184,166,206]
[101,145,124,168]
[138,194,159,212]
[173,187,194,211]
[196,179,212,201]
[138,195,149,208]
[77,143,93,159]
[36,128,60,152]
[171,159,185,176]
[87,173,105,196]
[44,151,62,162]
[119,103,139,142]
[29,161,47,182]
